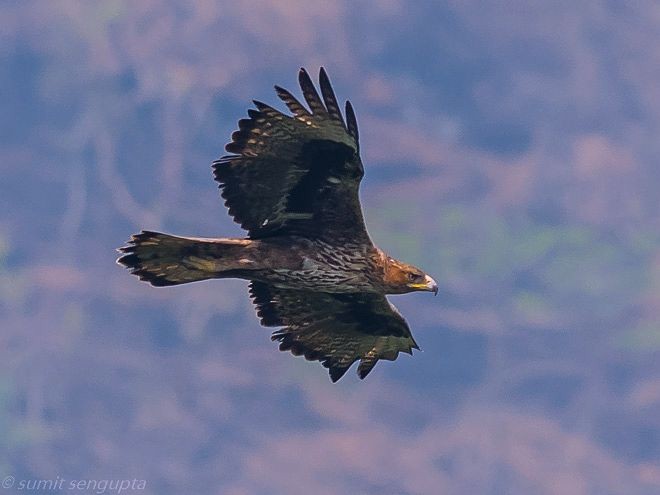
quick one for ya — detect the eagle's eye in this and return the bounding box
[407,272,422,283]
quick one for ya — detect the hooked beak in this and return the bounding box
[408,275,438,295]
[426,275,439,296]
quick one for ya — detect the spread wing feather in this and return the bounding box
[319,67,345,127]
[298,68,327,116]
[274,85,311,119]
[214,68,367,241]
[345,100,359,145]
[249,282,419,381]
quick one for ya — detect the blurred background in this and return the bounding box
[2,1,660,494]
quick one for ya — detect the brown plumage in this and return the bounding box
[118,68,437,382]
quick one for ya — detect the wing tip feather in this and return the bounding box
[274,84,311,117]
[345,100,359,144]
[298,67,326,114]
[318,67,346,127]
[329,365,351,383]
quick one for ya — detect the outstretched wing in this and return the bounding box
[213,68,368,242]
[249,282,419,382]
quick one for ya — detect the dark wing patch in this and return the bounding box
[213,68,367,241]
[249,282,419,382]
[285,139,355,215]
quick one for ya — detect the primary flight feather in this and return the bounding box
[118,68,437,382]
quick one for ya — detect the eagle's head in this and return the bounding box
[383,257,438,295]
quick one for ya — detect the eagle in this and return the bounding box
[118,68,437,382]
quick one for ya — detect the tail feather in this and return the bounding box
[117,231,252,286]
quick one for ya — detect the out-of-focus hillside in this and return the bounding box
[2,1,660,494]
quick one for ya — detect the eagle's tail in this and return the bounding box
[117,231,254,286]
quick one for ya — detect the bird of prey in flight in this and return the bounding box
[118,68,437,382]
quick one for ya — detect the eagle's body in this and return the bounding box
[118,68,437,381]
[251,236,384,293]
